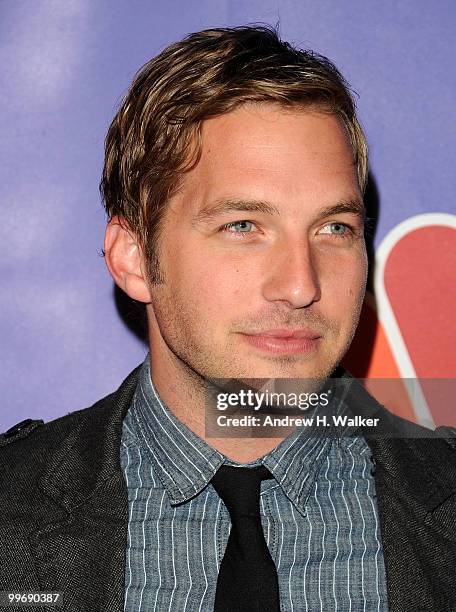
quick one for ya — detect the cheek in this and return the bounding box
[319,250,367,311]
[167,248,253,317]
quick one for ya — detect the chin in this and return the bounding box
[225,358,334,381]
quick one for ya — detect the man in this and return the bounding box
[1,26,455,612]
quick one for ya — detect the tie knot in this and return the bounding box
[211,464,273,517]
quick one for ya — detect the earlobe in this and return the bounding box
[104,216,152,303]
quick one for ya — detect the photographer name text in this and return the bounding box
[216,414,380,428]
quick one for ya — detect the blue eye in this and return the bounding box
[319,222,351,236]
[222,220,254,233]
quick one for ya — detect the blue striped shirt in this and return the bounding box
[120,357,388,611]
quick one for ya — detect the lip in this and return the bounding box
[239,329,321,355]
[247,328,320,339]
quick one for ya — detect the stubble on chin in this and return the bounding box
[149,268,366,385]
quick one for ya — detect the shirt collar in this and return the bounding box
[127,355,349,515]
[128,357,224,504]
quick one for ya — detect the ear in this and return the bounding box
[104,216,152,303]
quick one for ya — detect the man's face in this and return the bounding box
[146,104,367,381]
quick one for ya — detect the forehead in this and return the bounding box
[174,104,361,214]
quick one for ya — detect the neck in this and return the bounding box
[148,343,285,463]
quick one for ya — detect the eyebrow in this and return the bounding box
[316,200,366,221]
[192,198,280,225]
[192,197,365,225]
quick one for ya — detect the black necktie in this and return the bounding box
[211,464,280,612]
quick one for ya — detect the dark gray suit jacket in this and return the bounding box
[1,367,455,612]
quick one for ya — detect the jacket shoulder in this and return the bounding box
[0,418,45,448]
[0,391,115,471]
[0,365,141,464]
[435,425,456,450]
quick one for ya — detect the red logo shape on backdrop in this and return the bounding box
[343,213,456,427]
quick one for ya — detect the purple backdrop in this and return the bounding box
[1,1,455,430]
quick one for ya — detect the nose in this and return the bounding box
[261,238,321,308]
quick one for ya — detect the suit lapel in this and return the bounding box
[29,367,140,612]
[369,436,456,611]
[346,379,456,611]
